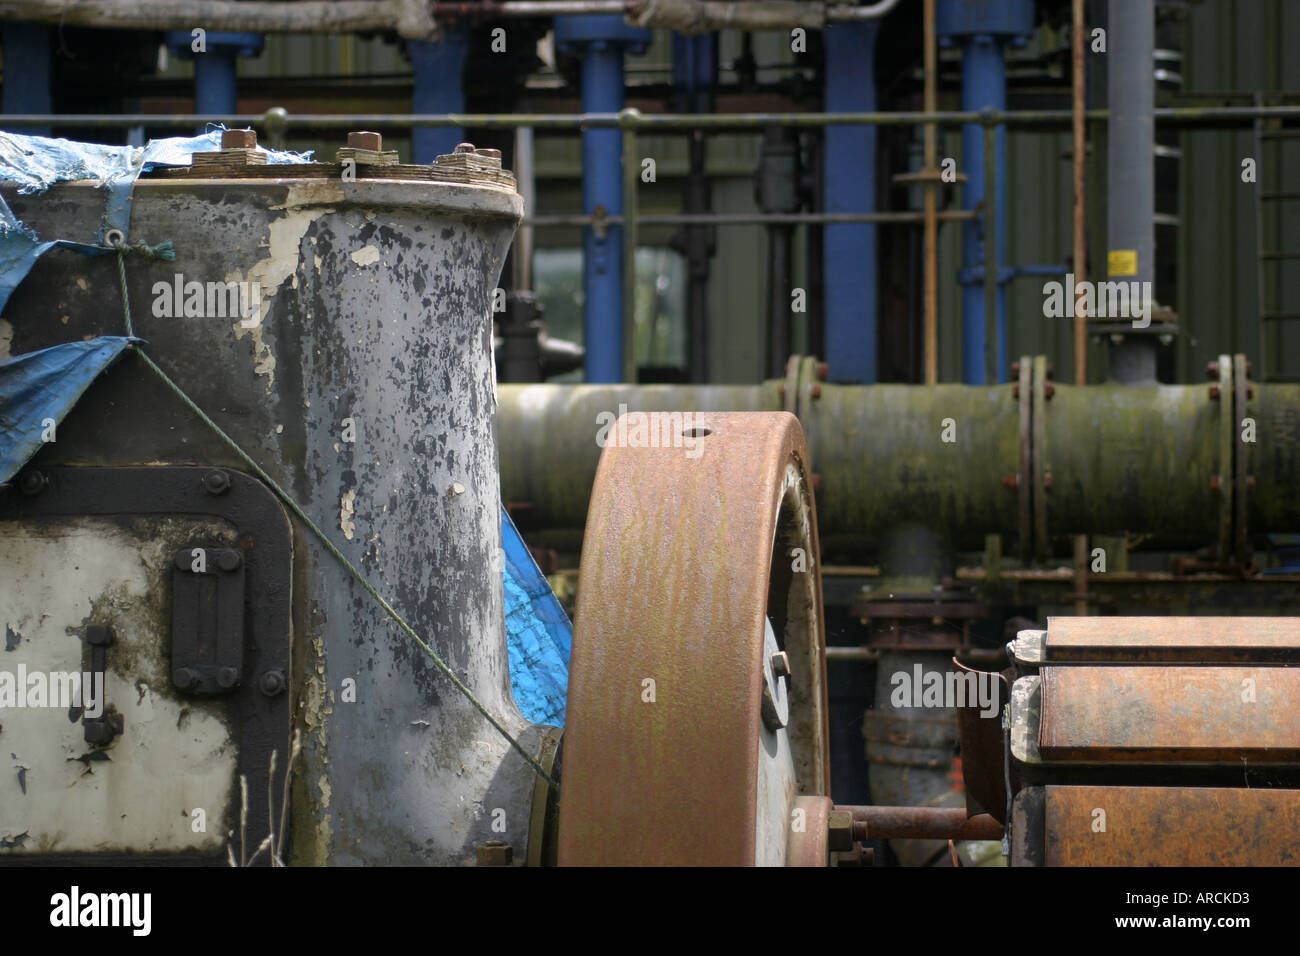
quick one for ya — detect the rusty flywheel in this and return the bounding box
[556,412,832,865]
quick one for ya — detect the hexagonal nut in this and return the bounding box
[827,809,854,852]
[222,128,257,150]
[347,131,383,151]
[476,841,513,866]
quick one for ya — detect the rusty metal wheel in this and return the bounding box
[557,412,831,865]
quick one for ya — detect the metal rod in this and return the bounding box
[982,120,997,386]
[431,0,905,22]
[9,106,1299,131]
[513,125,535,291]
[839,806,1005,841]
[520,211,977,226]
[1071,0,1088,387]
[922,0,938,385]
[1071,0,1089,618]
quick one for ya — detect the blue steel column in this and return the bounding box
[555,17,650,383]
[408,24,470,164]
[937,0,1032,384]
[2,24,52,136]
[823,21,879,384]
[165,32,264,117]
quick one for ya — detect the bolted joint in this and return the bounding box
[1208,384,1221,400]
[1205,360,1220,380]
[476,841,513,866]
[1002,473,1020,490]
[347,130,383,151]
[827,810,854,852]
[1209,474,1222,495]
[221,128,257,150]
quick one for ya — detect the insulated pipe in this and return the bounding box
[554,16,651,383]
[496,379,1300,549]
[823,20,880,383]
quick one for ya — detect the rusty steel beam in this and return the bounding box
[1043,616,1300,662]
[1038,665,1300,763]
[1022,786,1300,866]
[839,806,1004,841]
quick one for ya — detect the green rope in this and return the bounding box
[115,254,559,793]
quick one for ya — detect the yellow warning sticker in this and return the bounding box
[1108,249,1138,276]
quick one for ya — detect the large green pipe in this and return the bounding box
[497,380,1300,551]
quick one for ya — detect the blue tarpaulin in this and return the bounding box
[0,129,571,724]
[0,337,138,485]
[501,506,571,726]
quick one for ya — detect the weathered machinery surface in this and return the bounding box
[1003,617,1300,866]
[0,136,546,864]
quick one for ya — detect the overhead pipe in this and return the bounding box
[495,375,1300,552]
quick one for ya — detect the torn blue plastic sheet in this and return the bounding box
[0,336,138,485]
[501,505,571,726]
[0,129,313,314]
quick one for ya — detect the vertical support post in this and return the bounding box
[937,0,1032,385]
[1072,0,1089,617]
[923,0,939,385]
[2,23,52,137]
[554,16,650,384]
[1106,0,1157,383]
[982,117,998,387]
[823,20,880,384]
[408,23,470,164]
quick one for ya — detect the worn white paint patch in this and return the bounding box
[318,776,331,810]
[0,318,12,358]
[350,245,381,267]
[0,518,236,854]
[340,489,357,540]
[228,182,346,394]
[75,278,87,291]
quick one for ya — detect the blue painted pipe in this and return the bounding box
[937,0,1032,385]
[959,36,1009,385]
[2,24,52,136]
[823,21,880,384]
[408,24,470,164]
[165,31,263,121]
[554,16,650,383]
[579,46,626,384]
